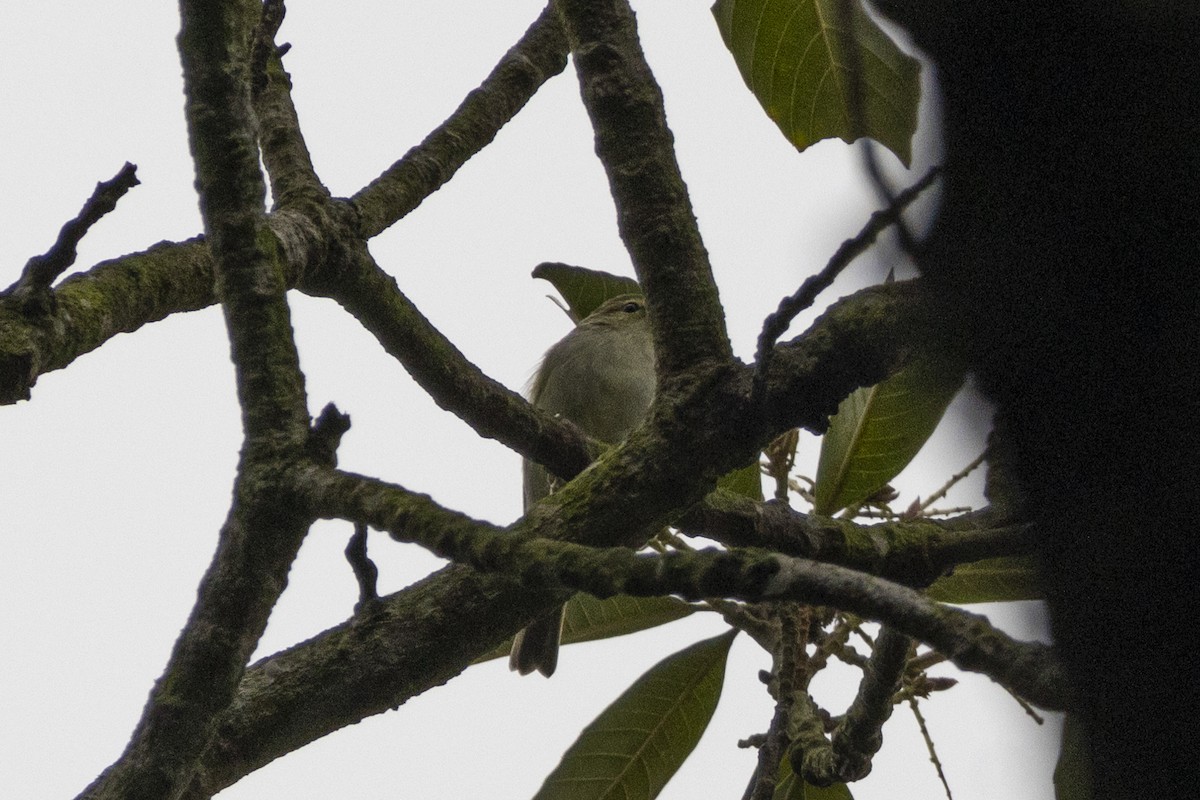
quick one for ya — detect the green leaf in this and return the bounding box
[806,782,854,800]
[561,594,697,645]
[474,594,696,665]
[1054,714,1093,800]
[718,460,765,501]
[532,262,641,321]
[926,556,1043,604]
[774,756,854,800]
[774,756,804,800]
[533,630,737,800]
[812,356,964,515]
[711,0,921,165]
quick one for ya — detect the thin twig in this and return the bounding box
[750,166,941,410]
[345,523,380,610]
[748,701,790,799]
[908,697,954,800]
[3,162,139,306]
[835,0,922,256]
[1004,686,1046,725]
[808,614,856,674]
[919,451,987,514]
[765,429,800,502]
[748,605,809,800]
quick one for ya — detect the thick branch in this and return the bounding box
[0,205,337,405]
[182,16,309,446]
[681,491,1036,587]
[181,558,549,798]
[274,275,934,573]
[760,558,1065,709]
[555,0,731,374]
[251,0,330,211]
[312,247,601,483]
[178,459,1060,795]
[0,237,213,403]
[351,3,570,238]
[1,5,565,406]
[762,280,940,435]
[78,3,313,798]
[310,468,1067,711]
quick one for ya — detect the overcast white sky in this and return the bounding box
[1,2,1060,798]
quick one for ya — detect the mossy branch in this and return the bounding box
[682,492,1036,587]
[309,468,1069,711]
[77,2,313,797]
[1,5,568,406]
[250,0,330,212]
[795,626,910,785]
[554,0,731,374]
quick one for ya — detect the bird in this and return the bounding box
[509,293,656,676]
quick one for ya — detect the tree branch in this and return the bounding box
[311,246,602,483]
[0,220,309,404]
[351,2,570,238]
[554,0,731,374]
[746,605,809,800]
[761,279,941,435]
[250,0,330,211]
[680,491,1036,587]
[184,569,551,797]
[1,162,140,311]
[172,454,1058,795]
[344,523,379,609]
[309,468,1068,711]
[77,2,313,797]
[1,4,567,406]
[797,626,910,784]
[752,167,941,407]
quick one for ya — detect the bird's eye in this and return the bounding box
[622,301,641,313]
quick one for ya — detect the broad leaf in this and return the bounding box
[532,630,737,800]
[774,768,807,800]
[926,556,1043,604]
[533,261,641,321]
[719,459,765,501]
[712,0,921,165]
[775,755,855,800]
[561,594,697,644]
[474,594,696,666]
[806,782,854,800]
[812,355,964,515]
